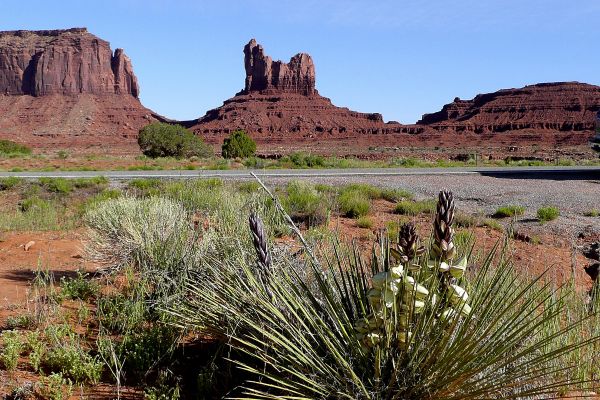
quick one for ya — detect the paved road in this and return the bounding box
[0,166,598,180]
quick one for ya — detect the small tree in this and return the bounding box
[221,130,256,159]
[138,123,212,159]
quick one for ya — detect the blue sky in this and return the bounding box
[3,1,599,123]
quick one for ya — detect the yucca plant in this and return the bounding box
[174,190,599,399]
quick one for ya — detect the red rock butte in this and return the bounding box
[0,28,160,150]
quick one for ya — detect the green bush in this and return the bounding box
[584,209,600,217]
[338,190,370,218]
[0,177,22,190]
[0,139,31,155]
[356,216,374,229]
[493,205,525,218]
[59,270,99,301]
[39,177,73,194]
[221,130,256,159]
[394,199,436,215]
[537,206,560,223]
[283,181,329,226]
[0,330,24,371]
[138,123,212,159]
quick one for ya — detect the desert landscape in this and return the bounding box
[0,3,599,399]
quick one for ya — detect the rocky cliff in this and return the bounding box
[0,28,139,97]
[0,28,157,149]
[242,39,316,95]
[417,82,600,134]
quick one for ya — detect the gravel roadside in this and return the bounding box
[255,174,600,239]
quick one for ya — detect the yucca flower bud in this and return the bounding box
[392,222,426,264]
[449,284,469,305]
[449,257,468,278]
[433,191,456,261]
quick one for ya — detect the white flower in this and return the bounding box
[458,302,472,316]
[449,284,469,305]
[449,257,467,278]
[390,265,404,278]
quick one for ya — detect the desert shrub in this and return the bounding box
[97,292,148,334]
[356,216,374,229]
[72,176,108,188]
[84,196,198,299]
[128,178,163,195]
[394,199,436,215]
[284,152,326,168]
[338,190,370,218]
[6,313,36,330]
[39,177,73,194]
[537,206,560,223]
[493,204,526,218]
[283,181,329,226]
[119,325,179,382]
[584,209,600,217]
[0,139,31,155]
[481,218,503,231]
[0,176,22,190]
[454,212,479,228]
[175,191,600,398]
[56,150,70,160]
[82,188,122,211]
[237,181,261,193]
[42,325,103,384]
[0,330,24,371]
[221,130,256,159]
[36,373,73,400]
[59,269,99,301]
[138,122,212,159]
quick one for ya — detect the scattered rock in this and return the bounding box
[583,242,600,261]
[24,240,35,251]
[585,262,600,281]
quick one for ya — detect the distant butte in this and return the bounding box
[188,39,404,143]
[0,28,161,149]
[418,82,600,135]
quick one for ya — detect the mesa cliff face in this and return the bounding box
[0,28,157,148]
[0,28,139,97]
[191,39,391,141]
[417,82,600,134]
